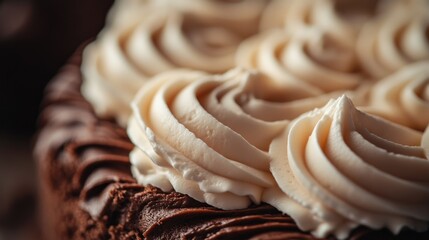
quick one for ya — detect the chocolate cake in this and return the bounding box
[34,0,429,239]
[33,47,429,240]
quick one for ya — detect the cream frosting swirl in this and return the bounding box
[260,0,379,47]
[357,0,429,78]
[365,61,429,131]
[236,28,367,97]
[153,0,269,37]
[128,68,339,210]
[266,95,429,239]
[82,5,245,126]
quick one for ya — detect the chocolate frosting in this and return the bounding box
[34,48,429,240]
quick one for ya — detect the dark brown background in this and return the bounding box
[0,0,113,239]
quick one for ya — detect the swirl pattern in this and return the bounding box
[34,50,333,239]
[82,4,247,126]
[260,0,378,46]
[267,95,429,238]
[357,0,429,78]
[128,68,333,210]
[365,61,429,131]
[236,28,367,97]
[153,0,269,37]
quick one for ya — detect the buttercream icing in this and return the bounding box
[267,95,429,239]
[82,4,247,126]
[357,0,429,78]
[128,68,322,210]
[365,61,429,131]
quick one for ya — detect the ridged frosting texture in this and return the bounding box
[266,95,429,239]
[236,28,363,93]
[34,52,337,240]
[153,0,268,37]
[260,0,379,46]
[236,0,383,104]
[365,61,429,131]
[357,0,429,78]
[81,0,259,126]
[128,68,323,210]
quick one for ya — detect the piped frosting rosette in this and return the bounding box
[82,5,245,126]
[127,68,343,210]
[364,61,429,131]
[266,95,429,239]
[357,0,429,78]
[107,0,268,34]
[153,0,269,37]
[236,28,370,106]
[260,0,379,48]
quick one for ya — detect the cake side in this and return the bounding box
[34,47,134,239]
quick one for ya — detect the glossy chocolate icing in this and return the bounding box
[34,48,429,240]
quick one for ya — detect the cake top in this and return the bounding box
[80,0,429,239]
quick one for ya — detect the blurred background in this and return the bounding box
[0,0,112,239]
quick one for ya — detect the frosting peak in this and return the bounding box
[266,95,429,239]
[236,28,365,95]
[128,68,296,210]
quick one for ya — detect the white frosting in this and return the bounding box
[128,68,336,210]
[153,0,268,37]
[236,28,366,95]
[365,61,429,131]
[357,0,429,78]
[260,0,376,47]
[82,4,247,126]
[266,95,429,239]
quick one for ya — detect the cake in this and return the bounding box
[34,0,429,239]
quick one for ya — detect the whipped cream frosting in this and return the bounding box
[260,0,377,47]
[365,61,429,131]
[357,0,429,78]
[266,95,429,239]
[153,0,268,37]
[236,28,366,96]
[82,3,247,126]
[128,68,338,210]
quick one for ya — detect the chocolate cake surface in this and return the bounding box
[34,47,429,240]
